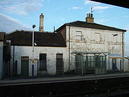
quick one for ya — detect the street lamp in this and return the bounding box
[31,25,36,77]
[32,25,36,63]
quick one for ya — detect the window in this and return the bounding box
[76,31,82,41]
[39,53,47,71]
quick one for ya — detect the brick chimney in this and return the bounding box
[39,13,44,32]
[86,13,94,23]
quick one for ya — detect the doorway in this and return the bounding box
[56,53,64,75]
[21,56,29,77]
[39,53,47,71]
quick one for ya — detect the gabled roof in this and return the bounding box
[6,30,66,47]
[0,32,5,41]
[57,21,126,32]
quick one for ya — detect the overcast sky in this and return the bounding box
[0,0,129,55]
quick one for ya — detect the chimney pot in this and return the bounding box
[85,13,94,23]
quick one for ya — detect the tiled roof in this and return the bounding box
[59,21,126,32]
[6,30,66,47]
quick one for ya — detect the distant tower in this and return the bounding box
[85,7,94,23]
[39,13,44,32]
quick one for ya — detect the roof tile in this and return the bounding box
[6,31,66,47]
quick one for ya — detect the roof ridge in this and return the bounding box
[9,30,54,34]
[65,21,126,32]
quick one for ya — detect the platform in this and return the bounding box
[1,72,129,87]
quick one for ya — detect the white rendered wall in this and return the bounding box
[11,46,67,76]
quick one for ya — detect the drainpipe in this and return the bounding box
[12,45,15,76]
[68,26,71,72]
[122,32,124,71]
[122,32,124,57]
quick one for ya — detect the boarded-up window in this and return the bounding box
[112,34,118,43]
[76,31,82,41]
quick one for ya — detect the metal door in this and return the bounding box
[39,53,47,71]
[56,54,64,75]
[21,56,29,77]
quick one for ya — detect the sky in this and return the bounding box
[0,0,129,56]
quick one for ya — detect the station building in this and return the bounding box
[1,13,128,78]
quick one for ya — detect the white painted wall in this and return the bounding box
[11,46,68,76]
[0,42,3,79]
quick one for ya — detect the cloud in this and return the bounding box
[84,0,110,12]
[93,6,109,11]
[95,18,109,24]
[84,0,100,5]
[125,26,129,32]
[0,0,44,15]
[0,13,30,32]
[72,6,82,10]
[0,13,21,24]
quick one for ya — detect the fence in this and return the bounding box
[2,55,129,80]
[74,54,107,75]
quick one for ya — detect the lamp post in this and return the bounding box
[32,25,36,77]
[32,25,36,63]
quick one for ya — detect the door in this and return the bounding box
[95,55,106,74]
[75,54,83,74]
[39,53,47,71]
[85,56,95,74]
[21,56,29,77]
[56,53,64,75]
[95,55,101,74]
[112,58,118,71]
